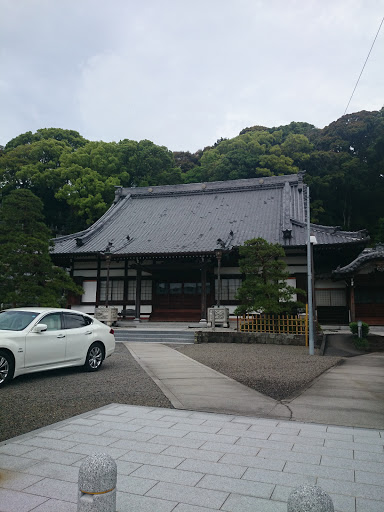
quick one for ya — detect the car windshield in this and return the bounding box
[0,311,40,331]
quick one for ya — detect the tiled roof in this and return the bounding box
[333,244,384,276]
[52,174,368,257]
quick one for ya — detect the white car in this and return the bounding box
[0,308,115,387]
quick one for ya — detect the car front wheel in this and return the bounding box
[0,350,14,387]
[84,342,104,372]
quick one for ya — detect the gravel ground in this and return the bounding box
[174,343,343,401]
[0,343,172,443]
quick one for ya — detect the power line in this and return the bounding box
[343,16,384,116]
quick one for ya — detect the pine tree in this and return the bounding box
[0,189,82,307]
[234,238,305,315]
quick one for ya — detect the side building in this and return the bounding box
[51,173,368,324]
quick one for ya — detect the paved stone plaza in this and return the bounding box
[0,403,383,512]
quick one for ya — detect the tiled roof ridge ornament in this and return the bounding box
[114,185,123,203]
[282,181,293,240]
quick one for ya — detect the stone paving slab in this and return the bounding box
[1,404,383,512]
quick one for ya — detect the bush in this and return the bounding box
[353,337,369,350]
[349,321,369,338]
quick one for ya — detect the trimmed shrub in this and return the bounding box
[349,321,369,338]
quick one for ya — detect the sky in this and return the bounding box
[1,0,383,152]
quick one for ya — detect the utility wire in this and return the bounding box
[343,16,384,115]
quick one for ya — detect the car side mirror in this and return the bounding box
[33,323,48,333]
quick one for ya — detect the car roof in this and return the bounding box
[3,308,89,315]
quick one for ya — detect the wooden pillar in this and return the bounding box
[96,256,101,306]
[200,259,207,323]
[216,250,222,307]
[105,255,111,308]
[350,277,356,322]
[135,267,142,322]
[123,259,129,307]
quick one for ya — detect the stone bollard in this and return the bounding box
[287,485,334,511]
[77,453,117,512]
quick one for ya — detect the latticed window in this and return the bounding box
[127,280,136,301]
[215,278,242,301]
[141,280,152,300]
[127,280,152,301]
[315,289,346,306]
[99,280,124,301]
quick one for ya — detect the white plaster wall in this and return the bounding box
[82,281,97,302]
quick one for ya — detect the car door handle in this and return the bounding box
[57,334,66,339]
[84,331,92,335]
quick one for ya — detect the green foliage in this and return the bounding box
[184,130,307,183]
[0,135,79,232]
[352,337,369,350]
[350,320,370,351]
[234,238,305,315]
[0,131,183,232]
[4,128,88,151]
[349,321,370,337]
[0,189,83,307]
[1,108,384,239]
[305,109,384,233]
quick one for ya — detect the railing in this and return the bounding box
[238,305,309,346]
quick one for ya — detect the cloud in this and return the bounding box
[1,0,383,150]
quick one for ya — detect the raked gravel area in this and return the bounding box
[173,343,343,401]
[0,343,172,443]
[0,343,342,442]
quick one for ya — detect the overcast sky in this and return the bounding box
[1,0,383,152]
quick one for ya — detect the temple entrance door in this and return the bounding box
[151,280,212,321]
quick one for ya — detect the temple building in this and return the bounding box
[333,244,384,325]
[52,173,369,324]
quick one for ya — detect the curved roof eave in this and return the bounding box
[333,244,384,276]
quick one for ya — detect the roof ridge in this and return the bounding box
[115,174,302,200]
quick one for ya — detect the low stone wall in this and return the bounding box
[195,331,306,346]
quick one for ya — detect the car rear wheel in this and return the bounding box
[84,342,104,372]
[0,350,14,387]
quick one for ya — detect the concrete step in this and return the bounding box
[114,329,195,344]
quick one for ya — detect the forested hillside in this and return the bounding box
[1,109,383,241]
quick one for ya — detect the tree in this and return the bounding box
[4,128,88,151]
[185,129,309,183]
[234,238,304,315]
[0,189,82,307]
[0,136,80,232]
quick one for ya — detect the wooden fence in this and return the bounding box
[238,305,309,346]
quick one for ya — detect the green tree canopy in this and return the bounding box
[4,128,88,151]
[184,129,311,183]
[1,109,384,239]
[0,135,80,232]
[0,189,82,307]
[234,238,305,315]
[305,108,384,233]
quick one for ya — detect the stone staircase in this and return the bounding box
[114,329,196,344]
